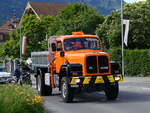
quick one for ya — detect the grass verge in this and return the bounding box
[0,84,44,113]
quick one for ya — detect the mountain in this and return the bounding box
[0,0,122,24]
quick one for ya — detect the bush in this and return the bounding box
[0,85,44,113]
[107,49,150,77]
[124,49,150,77]
[106,48,122,61]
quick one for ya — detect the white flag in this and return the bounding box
[22,36,27,56]
[123,19,129,46]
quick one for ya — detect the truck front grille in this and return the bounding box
[86,56,97,73]
[86,56,109,74]
[98,56,109,73]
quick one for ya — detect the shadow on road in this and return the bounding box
[71,92,110,103]
[43,89,150,104]
[69,90,150,104]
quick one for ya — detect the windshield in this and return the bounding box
[64,37,100,51]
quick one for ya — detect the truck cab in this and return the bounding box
[31,32,123,103]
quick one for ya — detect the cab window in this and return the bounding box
[57,41,62,51]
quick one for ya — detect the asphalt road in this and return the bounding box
[41,77,150,113]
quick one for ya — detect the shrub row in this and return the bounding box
[107,48,150,77]
[0,85,44,113]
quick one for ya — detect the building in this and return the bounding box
[20,2,67,22]
[0,13,19,43]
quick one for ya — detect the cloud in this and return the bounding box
[125,0,146,3]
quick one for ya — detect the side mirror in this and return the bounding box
[51,43,56,52]
[60,51,65,57]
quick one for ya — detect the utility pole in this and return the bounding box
[20,25,22,62]
[121,0,125,76]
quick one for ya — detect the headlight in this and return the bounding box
[74,78,80,83]
[114,76,121,81]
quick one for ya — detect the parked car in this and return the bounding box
[0,66,14,84]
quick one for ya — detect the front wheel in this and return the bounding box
[104,82,119,100]
[61,77,74,103]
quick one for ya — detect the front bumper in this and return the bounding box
[70,74,123,85]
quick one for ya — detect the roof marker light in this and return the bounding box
[72,32,84,35]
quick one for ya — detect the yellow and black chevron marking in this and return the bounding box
[70,74,123,85]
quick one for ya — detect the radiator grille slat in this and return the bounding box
[86,56,97,73]
[86,56,109,74]
[98,56,109,73]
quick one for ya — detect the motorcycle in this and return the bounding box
[18,70,32,86]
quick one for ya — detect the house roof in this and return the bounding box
[29,2,67,16]
[21,2,67,20]
[0,21,17,43]
[0,20,18,33]
[0,21,11,33]
[0,12,19,43]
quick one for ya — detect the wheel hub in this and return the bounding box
[37,76,41,92]
[62,82,67,98]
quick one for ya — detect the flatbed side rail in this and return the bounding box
[31,51,49,68]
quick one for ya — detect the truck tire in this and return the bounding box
[61,77,74,103]
[36,70,52,96]
[104,82,119,100]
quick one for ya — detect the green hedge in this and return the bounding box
[107,48,150,77]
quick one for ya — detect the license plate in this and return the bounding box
[71,85,79,88]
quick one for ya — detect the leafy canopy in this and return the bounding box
[48,3,104,36]
[96,1,150,49]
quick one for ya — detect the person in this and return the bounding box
[19,61,31,72]
[73,40,83,50]
[14,67,21,82]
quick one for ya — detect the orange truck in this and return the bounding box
[31,32,123,102]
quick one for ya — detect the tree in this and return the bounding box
[0,15,54,58]
[0,32,20,59]
[96,1,150,49]
[0,3,104,58]
[48,3,104,36]
[96,12,121,49]
[21,15,54,55]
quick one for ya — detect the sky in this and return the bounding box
[124,0,146,3]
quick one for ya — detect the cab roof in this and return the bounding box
[48,32,98,43]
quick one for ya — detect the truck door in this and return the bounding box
[55,41,65,73]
